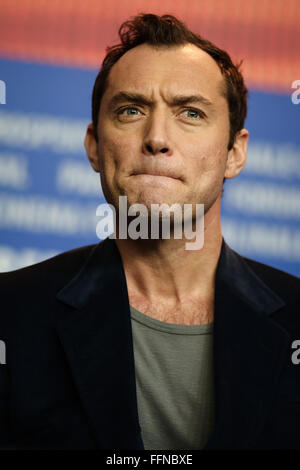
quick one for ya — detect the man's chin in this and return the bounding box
[128,201,186,216]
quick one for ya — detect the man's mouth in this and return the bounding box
[131,171,181,180]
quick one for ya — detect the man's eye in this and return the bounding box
[182,108,204,119]
[118,107,141,116]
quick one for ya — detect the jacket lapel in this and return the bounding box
[204,240,291,449]
[56,236,291,450]
[56,237,144,449]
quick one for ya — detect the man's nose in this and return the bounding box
[141,111,172,156]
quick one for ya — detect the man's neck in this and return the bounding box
[114,203,223,325]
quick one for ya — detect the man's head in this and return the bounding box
[85,13,248,218]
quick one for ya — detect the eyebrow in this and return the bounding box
[108,91,214,109]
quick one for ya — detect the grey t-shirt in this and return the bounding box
[130,305,215,450]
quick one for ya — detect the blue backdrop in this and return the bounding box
[0,58,299,277]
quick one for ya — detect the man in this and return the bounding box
[0,13,300,450]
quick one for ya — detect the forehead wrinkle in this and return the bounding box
[107,89,218,111]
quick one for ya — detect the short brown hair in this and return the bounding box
[91,13,248,151]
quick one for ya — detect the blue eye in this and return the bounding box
[119,107,140,116]
[126,108,139,115]
[183,109,201,119]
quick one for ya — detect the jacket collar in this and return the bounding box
[56,236,290,449]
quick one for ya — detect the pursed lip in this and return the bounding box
[131,171,181,180]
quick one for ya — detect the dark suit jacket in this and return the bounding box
[0,236,300,450]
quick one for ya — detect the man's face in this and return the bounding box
[87,43,246,215]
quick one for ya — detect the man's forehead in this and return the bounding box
[104,43,226,102]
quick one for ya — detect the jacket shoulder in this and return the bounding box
[242,255,300,304]
[0,243,98,294]
[0,243,101,335]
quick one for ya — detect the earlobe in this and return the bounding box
[84,123,100,173]
[224,128,249,179]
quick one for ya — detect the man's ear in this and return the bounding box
[84,123,100,173]
[224,128,249,179]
